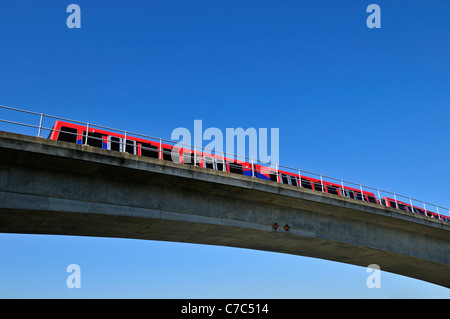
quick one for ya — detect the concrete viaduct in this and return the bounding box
[0,130,449,288]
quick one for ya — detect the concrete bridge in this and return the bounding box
[0,130,449,288]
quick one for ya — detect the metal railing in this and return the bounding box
[1,104,449,222]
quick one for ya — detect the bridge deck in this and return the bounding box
[0,130,449,287]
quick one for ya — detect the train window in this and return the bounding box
[354,192,363,200]
[194,155,200,166]
[109,136,121,151]
[281,174,289,184]
[344,190,355,199]
[125,139,136,154]
[389,201,397,208]
[205,157,225,170]
[82,131,104,148]
[313,182,323,192]
[204,157,214,169]
[228,162,244,175]
[269,171,278,182]
[289,176,298,187]
[301,178,312,189]
[184,152,194,165]
[170,148,181,163]
[183,153,200,166]
[327,185,339,195]
[397,203,407,211]
[367,195,377,204]
[141,142,159,158]
[57,126,78,143]
[414,208,425,216]
[406,206,413,213]
[162,148,178,162]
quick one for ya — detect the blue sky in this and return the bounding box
[0,1,449,298]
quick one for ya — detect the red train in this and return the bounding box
[49,120,449,223]
[380,197,443,220]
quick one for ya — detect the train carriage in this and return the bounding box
[380,197,449,221]
[49,120,447,222]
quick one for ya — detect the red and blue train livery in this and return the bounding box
[49,120,449,223]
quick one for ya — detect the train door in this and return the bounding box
[203,156,225,171]
[280,173,289,185]
[108,136,123,152]
[125,139,136,154]
[279,173,298,186]
[343,189,356,199]
[289,175,299,186]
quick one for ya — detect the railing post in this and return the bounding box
[251,158,254,177]
[194,145,196,166]
[320,175,324,192]
[37,113,44,137]
[393,193,398,209]
[298,170,302,188]
[159,138,162,159]
[123,131,127,152]
[84,123,89,146]
[360,185,364,201]
[377,189,381,204]
[200,147,203,168]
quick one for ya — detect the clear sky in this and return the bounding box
[0,1,449,298]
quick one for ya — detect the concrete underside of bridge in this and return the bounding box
[0,131,449,288]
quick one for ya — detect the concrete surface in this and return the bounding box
[0,130,449,288]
